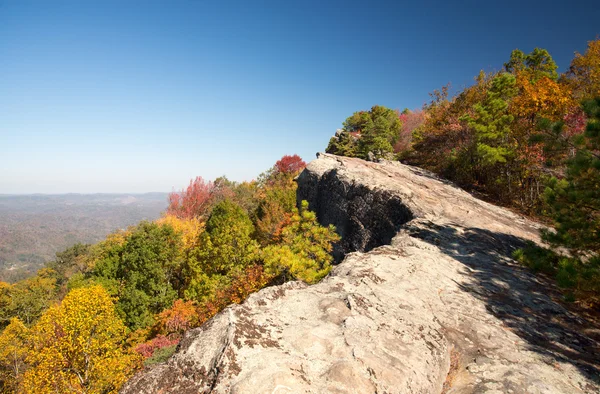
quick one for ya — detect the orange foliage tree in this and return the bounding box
[196,265,273,325]
[512,72,576,123]
[154,299,197,337]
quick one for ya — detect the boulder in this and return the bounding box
[122,154,600,394]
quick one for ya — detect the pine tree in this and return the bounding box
[544,98,600,256]
[326,131,359,157]
[461,72,518,165]
[355,105,401,159]
[504,48,558,81]
[327,106,401,160]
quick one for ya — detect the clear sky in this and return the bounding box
[1,0,599,193]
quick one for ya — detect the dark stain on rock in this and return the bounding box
[297,168,413,262]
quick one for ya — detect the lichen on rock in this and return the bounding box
[121,153,600,394]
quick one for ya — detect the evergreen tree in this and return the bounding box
[544,98,600,256]
[326,131,359,157]
[328,105,401,160]
[354,106,402,159]
[504,47,558,81]
[462,72,518,165]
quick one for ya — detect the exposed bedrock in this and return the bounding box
[122,153,600,394]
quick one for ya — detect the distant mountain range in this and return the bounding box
[0,193,169,282]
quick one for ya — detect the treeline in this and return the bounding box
[327,39,600,305]
[0,155,339,393]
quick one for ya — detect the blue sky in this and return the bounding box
[1,0,599,193]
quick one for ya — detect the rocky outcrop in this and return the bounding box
[122,154,600,394]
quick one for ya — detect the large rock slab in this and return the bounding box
[122,154,600,393]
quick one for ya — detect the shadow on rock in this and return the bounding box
[410,222,600,384]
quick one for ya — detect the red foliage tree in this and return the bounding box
[394,110,426,153]
[167,176,214,219]
[274,155,306,175]
[134,335,179,358]
[563,107,587,138]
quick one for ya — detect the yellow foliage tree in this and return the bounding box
[156,214,204,250]
[262,201,340,284]
[0,282,11,328]
[0,318,29,392]
[3,269,57,327]
[565,38,600,100]
[22,285,141,394]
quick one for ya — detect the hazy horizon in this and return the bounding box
[0,191,170,196]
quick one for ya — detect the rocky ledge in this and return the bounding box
[122,153,600,394]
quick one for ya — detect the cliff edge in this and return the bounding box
[122,153,600,393]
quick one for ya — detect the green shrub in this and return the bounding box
[144,345,178,367]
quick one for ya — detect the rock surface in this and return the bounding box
[122,154,600,394]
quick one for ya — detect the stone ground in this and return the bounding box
[122,154,600,394]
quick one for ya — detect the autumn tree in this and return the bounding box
[167,176,214,219]
[1,268,57,327]
[195,264,273,324]
[153,299,197,338]
[0,318,29,392]
[405,74,492,186]
[22,285,141,393]
[565,38,600,100]
[0,282,12,330]
[274,154,306,175]
[254,155,303,245]
[156,214,204,251]
[210,177,260,217]
[394,110,426,154]
[406,49,572,212]
[512,73,575,123]
[262,200,340,284]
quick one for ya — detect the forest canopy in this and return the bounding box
[0,154,342,393]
